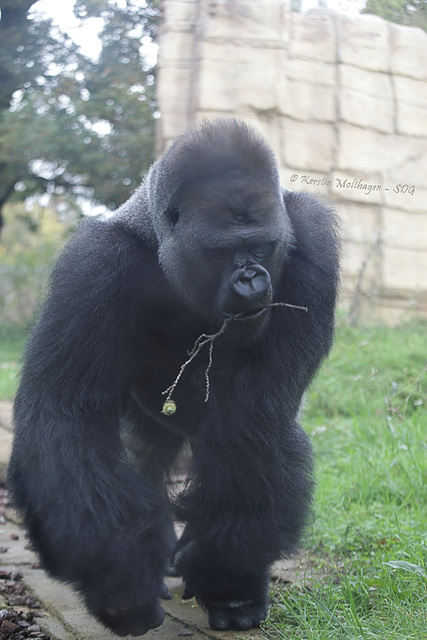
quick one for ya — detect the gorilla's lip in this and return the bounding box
[224,307,268,322]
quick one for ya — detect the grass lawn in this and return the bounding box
[1,319,426,638]
[262,319,427,640]
[0,325,26,401]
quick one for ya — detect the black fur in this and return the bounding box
[8,119,340,635]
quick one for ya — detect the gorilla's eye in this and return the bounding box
[250,242,276,261]
[168,207,180,228]
[170,209,180,226]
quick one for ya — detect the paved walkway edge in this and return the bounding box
[1,513,263,640]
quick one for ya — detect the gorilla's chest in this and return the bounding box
[131,330,210,438]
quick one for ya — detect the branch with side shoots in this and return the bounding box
[161,302,308,415]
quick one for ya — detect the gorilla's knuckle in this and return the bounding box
[208,601,264,631]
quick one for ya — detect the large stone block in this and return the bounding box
[196,49,282,112]
[157,66,193,115]
[282,79,335,122]
[382,209,427,252]
[157,30,195,64]
[339,87,394,133]
[287,10,336,63]
[200,0,285,41]
[161,0,198,29]
[396,103,427,137]
[337,125,394,174]
[341,240,380,286]
[394,76,427,107]
[383,247,427,291]
[383,185,426,213]
[199,38,284,65]
[337,13,390,72]
[389,23,427,80]
[285,58,336,86]
[332,173,384,205]
[340,64,393,98]
[280,119,335,173]
[339,65,394,132]
[362,298,427,326]
[384,138,427,186]
[337,202,380,244]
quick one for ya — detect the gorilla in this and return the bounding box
[8,119,340,635]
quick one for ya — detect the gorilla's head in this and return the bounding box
[147,119,294,331]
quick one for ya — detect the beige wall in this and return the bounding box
[156,0,427,323]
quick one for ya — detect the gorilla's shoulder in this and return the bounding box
[50,217,159,298]
[65,217,155,261]
[283,189,341,273]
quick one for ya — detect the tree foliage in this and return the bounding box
[0,0,160,234]
[363,0,427,30]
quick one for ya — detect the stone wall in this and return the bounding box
[156,0,427,323]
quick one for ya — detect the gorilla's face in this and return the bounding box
[158,171,293,334]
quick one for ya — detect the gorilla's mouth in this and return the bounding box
[224,307,268,322]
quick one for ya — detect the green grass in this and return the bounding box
[0,324,26,400]
[261,319,427,640]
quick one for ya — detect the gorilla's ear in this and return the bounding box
[279,186,296,238]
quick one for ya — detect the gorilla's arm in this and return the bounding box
[8,220,174,637]
[174,192,340,631]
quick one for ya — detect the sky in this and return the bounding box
[32,0,103,58]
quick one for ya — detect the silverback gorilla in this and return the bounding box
[8,119,340,635]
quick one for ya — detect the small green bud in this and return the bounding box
[162,400,177,416]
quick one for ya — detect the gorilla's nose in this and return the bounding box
[229,265,272,311]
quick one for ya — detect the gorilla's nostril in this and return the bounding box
[230,265,272,305]
[243,268,256,280]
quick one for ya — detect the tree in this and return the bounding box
[0,0,80,229]
[362,0,427,30]
[0,0,160,235]
[290,1,302,11]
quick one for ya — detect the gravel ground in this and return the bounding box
[0,486,50,640]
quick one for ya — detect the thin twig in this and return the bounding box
[204,341,214,402]
[161,301,308,410]
[162,314,235,403]
[266,301,308,313]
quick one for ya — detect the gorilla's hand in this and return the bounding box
[96,600,165,637]
[182,582,268,631]
[175,533,269,631]
[206,598,268,631]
